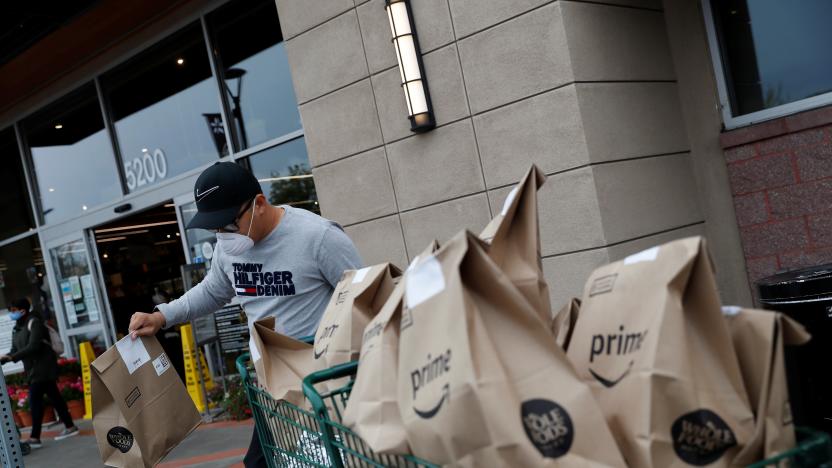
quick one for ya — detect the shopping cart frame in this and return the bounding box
[236,352,436,468]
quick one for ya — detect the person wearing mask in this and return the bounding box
[1,298,79,447]
[128,161,362,467]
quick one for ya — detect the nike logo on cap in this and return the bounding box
[196,185,220,201]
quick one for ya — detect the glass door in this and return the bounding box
[44,231,114,357]
[174,193,216,268]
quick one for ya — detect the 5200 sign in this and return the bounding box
[124,149,168,190]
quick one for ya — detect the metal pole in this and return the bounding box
[0,368,24,468]
[215,341,227,395]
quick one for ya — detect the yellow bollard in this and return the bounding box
[180,324,207,412]
[79,341,95,419]
[198,347,217,409]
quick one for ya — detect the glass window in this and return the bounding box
[68,331,108,358]
[23,83,122,225]
[710,1,832,117]
[207,0,301,150]
[0,234,52,319]
[102,22,227,193]
[245,137,319,214]
[0,128,35,239]
[50,239,104,330]
[180,201,217,267]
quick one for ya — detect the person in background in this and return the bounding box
[1,298,79,448]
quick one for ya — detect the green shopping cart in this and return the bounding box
[236,349,831,467]
[235,351,437,467]
[747,428,832,468]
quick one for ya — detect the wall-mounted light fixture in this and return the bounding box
[385,0,435,133]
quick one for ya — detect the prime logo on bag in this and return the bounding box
[314,323,338,359]
[107,426,134,453]
[671,409,737,465]
[521,399,574,459]
[588,325,648,387]
[567,237,755,466]
[410,349,451,419]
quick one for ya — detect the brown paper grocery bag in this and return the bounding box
[313,263,401,390]
[723,307,810,463]
[92,336,201,467]
[343,242,439,455]
[567,236,755,467]
[550,298,580,351]
[480,165,551,325]
[398,231,625,467]
[250,316,316,406]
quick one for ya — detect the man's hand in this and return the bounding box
[0,355,11,364]
[129,311,166,340]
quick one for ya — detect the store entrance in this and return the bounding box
[93,202,187,379]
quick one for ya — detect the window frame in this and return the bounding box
[4,0,306,233]
[701,0,832,130]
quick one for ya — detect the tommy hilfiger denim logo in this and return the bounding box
[232,262,295,297]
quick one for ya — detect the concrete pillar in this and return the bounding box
[275,0,751,310]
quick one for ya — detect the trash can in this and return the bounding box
[758,264,832,435]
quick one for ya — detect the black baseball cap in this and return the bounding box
[186,162,262,230]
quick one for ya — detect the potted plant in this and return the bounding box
[59,377,86,419]
[220,377,252,421]
[57,357,81,385]
[15,388,31,428]
[7,386,22,427]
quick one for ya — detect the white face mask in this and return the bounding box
[216,198,257,256]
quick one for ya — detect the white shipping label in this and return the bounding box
[501,186,519,216]
[624,246,659,265]
[249,336,261,363]
[352,267,372,284]
[721,306,742,316]
[153,353,171,376]
[115,336,151,375]
[405,256,445,309]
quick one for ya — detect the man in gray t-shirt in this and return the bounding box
[129,161,362,467]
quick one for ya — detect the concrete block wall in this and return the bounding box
[276,0,710,311]
[721,105,832,294]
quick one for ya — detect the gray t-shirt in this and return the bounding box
[158,206,363,338]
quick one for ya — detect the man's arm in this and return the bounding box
[157,255,235,327]
[130,251,235,338]
[317,225,363,287]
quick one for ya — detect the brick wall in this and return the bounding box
[722,105,832,295]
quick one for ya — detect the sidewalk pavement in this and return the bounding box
[20,417,254,467]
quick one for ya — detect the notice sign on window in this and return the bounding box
[69,276,83,300]
[80,274,95,298]
[65,300,78,325]
[0,312,24,375]
[60,280,73,302]
[215,305,249,354]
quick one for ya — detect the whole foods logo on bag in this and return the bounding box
[521,399,574,459]
[587,325,647,387]
[671,409,737,465]
[107,426,134,453]
[410,349,451,419]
